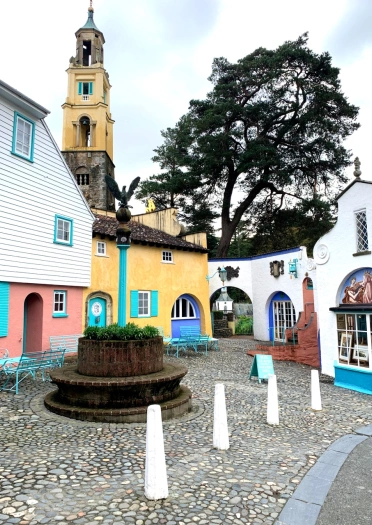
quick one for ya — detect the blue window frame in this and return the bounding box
[11,112,35,162]
[130,291,158,318]
[78,82,94,96]
[0,282,10,337]
[53,290,68,317]
[54,215,73,246]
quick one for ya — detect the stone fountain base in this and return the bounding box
[44,337,192,423]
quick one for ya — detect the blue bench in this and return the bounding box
[166,327,211,358]
[0,349,66,394]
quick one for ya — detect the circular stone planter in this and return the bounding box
[44,335,192,423]
[77,336,164,377]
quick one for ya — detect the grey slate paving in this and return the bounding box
[1,338,372,525]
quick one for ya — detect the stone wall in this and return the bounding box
[62,150,115,211]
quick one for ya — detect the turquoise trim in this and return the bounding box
[334,361,372,395]
[151,291,158,317]
[89,82,93,95]
[53,290,67,317]
[54,215,73,246]
[118,245,130,326]
[78,82,82,95]
[130,291,139,318]
[23,299,27,353]
[11,112,35,162]
[0,282,10,337]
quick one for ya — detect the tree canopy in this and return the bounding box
[137,34,359,257]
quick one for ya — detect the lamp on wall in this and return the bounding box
[206,266,227,285]
[288,259,298,278]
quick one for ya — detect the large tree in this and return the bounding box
[138,34,359,257]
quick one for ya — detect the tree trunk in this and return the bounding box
[216,224,235,257]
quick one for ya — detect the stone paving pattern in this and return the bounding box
[1,338,372,524]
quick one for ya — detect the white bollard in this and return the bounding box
[144,404,168,500]
[213,383,230,450]
[311,369,322,411]
[267,374,279,425]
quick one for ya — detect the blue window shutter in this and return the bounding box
[130,291,139,318]
[89,82,93,95]
[78,82,82,95]
[151,291,158,317]
[0,282,10,337]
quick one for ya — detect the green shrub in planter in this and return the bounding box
[235,316,253,335]
[213,311,224,320]
[83,323,159,341]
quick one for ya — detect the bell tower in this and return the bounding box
[62,3,115,211]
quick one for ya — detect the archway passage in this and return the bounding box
[24,293,43,353]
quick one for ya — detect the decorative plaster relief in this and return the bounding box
[314,244,330,265]
[306,258,316,271]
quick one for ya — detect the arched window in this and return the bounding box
[171,297,195,319]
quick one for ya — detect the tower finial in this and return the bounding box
[89,0,93,11]
[353,157,361,179]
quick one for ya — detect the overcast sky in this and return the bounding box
[2,0,372,214]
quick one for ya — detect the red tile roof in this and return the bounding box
[93,214,208,253]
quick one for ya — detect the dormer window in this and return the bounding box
[355,209,368,252]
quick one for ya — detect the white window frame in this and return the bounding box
[138,291,150,317]
[171,297,196,319]
[53,291,67,317]
[355,209,369,252]
[336,312,371,368]
[54,215,73,246]
[96,241,106,256]
[12,112,35,162]
[162,250,173,263]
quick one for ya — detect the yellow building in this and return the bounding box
[85,209,212,338]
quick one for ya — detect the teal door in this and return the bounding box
[88,298,107,327]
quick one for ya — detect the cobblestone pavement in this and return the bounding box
[1,339,372,525]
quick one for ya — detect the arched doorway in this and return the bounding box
[171,295,200,338]
[269,292,297,342]
[86,291,113,328]
[23,293,43,353]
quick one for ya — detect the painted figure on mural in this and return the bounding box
[363,271,372,303]
[341,272,372,304]
[342,276,364,303]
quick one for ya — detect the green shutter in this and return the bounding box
[130,291,139,318]
[151,291,158,317]
[0,282,10,337]
[89,82,93,95]
[78,82,82,95]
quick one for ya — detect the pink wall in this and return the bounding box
[1,282,83,358]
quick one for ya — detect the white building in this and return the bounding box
[0,79,94,356]
[314,168,372,393]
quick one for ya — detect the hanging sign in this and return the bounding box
[249,355,275,383]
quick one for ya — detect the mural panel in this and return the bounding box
[340,268,372,305]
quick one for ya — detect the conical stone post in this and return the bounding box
[267,374,279,425]
[311,369,322,411]
[145,405,168,500]
[213,383,230,450]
